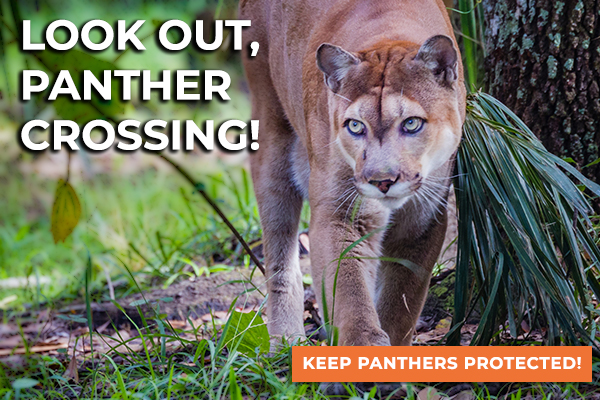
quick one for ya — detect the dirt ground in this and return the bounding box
[0,240,464,365]
[3,234,557,399]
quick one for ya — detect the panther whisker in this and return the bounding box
[422,180,450,192]
[428,173,466,181]
[334,189,358,216]
[413,186,445,221]
[334,187,355,201]
[418,186,448,220]
[332,186,358,207]
[419,185,448,210]
[324,178,355,197]
[345,192,361,224]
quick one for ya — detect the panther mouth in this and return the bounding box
[354,182,415,210]
[356,178,416,199]
[353,174,439,211]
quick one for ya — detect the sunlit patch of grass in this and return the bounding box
[0,164,261,309]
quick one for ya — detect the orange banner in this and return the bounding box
[292,346,592,382]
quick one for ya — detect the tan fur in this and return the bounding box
[240,0,466,346]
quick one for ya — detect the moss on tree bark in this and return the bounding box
[483,0,600,186]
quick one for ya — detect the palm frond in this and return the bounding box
[449,92,600,346]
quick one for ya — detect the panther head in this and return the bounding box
[316,35,463,210]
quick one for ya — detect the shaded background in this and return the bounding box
[0,0,287,310]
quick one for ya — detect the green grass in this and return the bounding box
[0,95,599,399]
[0,0,258,311]
[0,138,597,399]
[1,1,599,398]
[2,304,600,399]
[0,162,263,310]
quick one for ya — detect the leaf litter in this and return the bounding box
[0,235,594,398]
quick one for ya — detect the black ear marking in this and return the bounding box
[316,43,360,92]
[415,35,458,86]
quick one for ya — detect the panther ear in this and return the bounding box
[415,35,458,86]
[316,43,360,92]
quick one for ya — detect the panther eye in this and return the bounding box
[401,117,424,134]
[346,119,366,136]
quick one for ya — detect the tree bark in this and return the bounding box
[483,0,600,186]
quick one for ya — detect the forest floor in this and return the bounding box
[3,245,600,399]
[1,150,600,399]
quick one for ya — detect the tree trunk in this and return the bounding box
[483,0,600,187]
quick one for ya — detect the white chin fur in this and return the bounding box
[356,181,414,210]
[378,195,411,210]
[358,189,413,210]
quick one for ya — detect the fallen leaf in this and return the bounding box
[63,350,79,382]
[452,390,476,400]
[417,387,440,400]
[435,318,452,330]
[213,311,228,320]
[299,233,310,252]
[0,343,68,356]
[167,320,187,329]
[0,335,24,348]
[96,320,111,334]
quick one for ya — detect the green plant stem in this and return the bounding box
[158,153,265,275]
[459,0,478,91]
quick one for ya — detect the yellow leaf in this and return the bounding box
[51,179,81,243]
[435,318,452,330]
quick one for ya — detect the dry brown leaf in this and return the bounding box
[63,350,79,382]
[414,328,448,344]
[36,338,70,348]
[96,320,111,334]
[417,387,441,400]
[213,311,228,320]
[0,335,24,348]
[22,323,47,334]
[167,320,187,329]
[452,390,476,400]
[89,330,133,355]
[299,233,310,252]
[0,343,68,356]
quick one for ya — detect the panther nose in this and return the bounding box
[368,178,397,194]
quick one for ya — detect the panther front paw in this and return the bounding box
[364,328,391,346]
[340,327,391,346]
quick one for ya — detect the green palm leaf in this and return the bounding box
[449,92,600,346]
